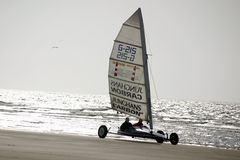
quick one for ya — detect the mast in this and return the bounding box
[138,8,153,130]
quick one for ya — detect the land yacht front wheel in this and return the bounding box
[98,125,108,138]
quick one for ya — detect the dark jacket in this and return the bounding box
[120,121,133,131]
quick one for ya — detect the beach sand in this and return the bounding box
[0,129,239,160]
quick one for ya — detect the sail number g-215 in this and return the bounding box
[117,44,136,62]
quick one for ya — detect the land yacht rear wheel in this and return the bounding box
[157,130,165,135]
[156,137,164,143]
[170,133,179,145]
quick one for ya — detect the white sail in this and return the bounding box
[108,8,152,125]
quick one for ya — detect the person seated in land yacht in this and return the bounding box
[133,119,143,129]
[120,117,134,132]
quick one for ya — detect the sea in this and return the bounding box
[0,89,239,150]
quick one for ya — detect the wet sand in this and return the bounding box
[0,129,239,160]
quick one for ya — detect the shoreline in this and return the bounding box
[0,129,239,160]
[1,128,239,150]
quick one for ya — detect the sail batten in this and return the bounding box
[108,8,152,126]
[108,75,144,85]
[123,23,141,29]
[109,58,144,67]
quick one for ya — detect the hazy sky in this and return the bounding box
[0,0,239,103]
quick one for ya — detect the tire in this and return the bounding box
[156,130,165,143]
[156,137,164,143]
[157,130,165,135]
[98,125,108,138]
[170,133,179,145]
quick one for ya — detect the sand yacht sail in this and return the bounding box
[108,8,153,130]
